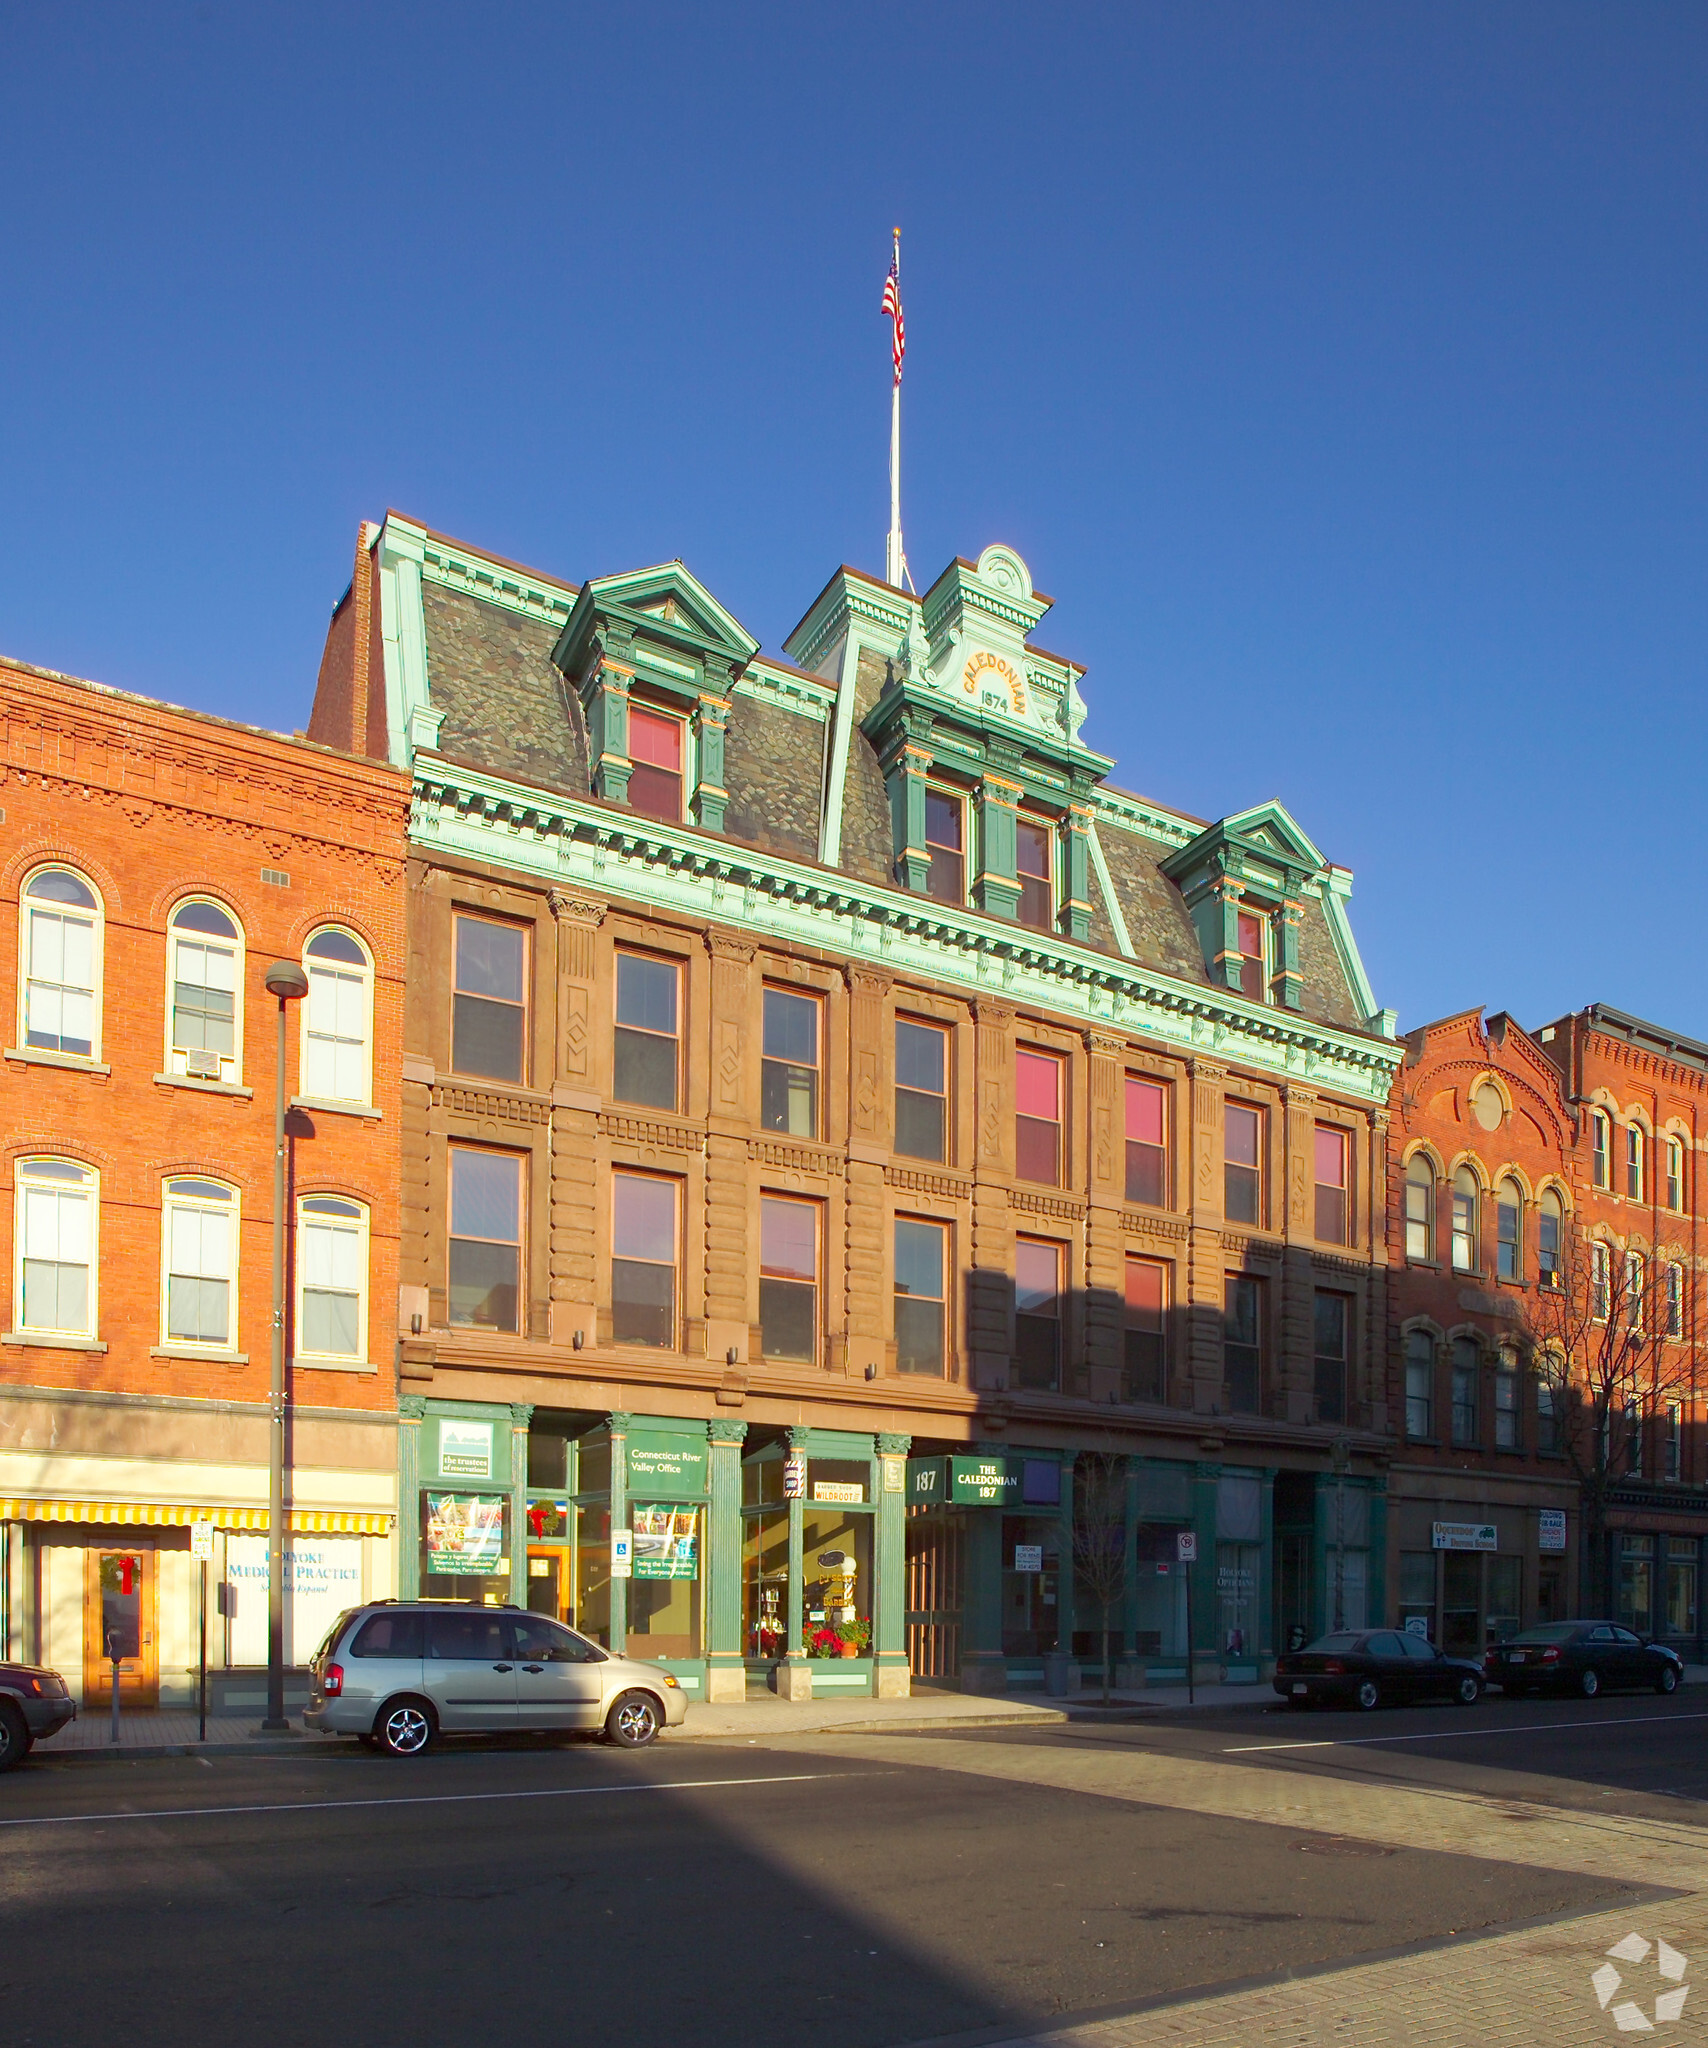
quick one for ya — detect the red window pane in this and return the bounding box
[1236,912,1263,957]
[760,1197,817,1281]
[1125,1258,1164,1323]
[629,706,682,770]
[1016,1050,1060,1121]
[613,1174,675,1261]
[1016,820,1051,879]
[1225,1104,1261,1167]
[1314,1127,1347,1189]
[1126,1078,1164,1144]
[1015,1240,1060,1313]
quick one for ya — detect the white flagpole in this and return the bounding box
[887,225,903,589]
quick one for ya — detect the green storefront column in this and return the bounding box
[608,1411,631,1655]
[961,1495,1006,1696]
[508,1404,533,1610]
[1368,1481,1389,1629]
[1051,1456,1077,1690]
[776,1428,814,1701]
[705,1419,748,1704]
[1191,1461,1220,1685]
[875,1434,912,1699]
[1257,1468,1277,1671]
[397,1397,426,1599]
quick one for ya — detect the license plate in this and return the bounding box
[1291,1682,1307,1694]
[1508,1651,1526,1663]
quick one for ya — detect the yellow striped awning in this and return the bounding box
[0,1500,393,1534]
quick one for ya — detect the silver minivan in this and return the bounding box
[304,1602,688,1754]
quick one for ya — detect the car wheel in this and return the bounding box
[1454,1673,1482,1706]
[605,1690,662,1748]
[1354,1678,1381,1712]
[1656,1663,1680,1696]
[375,1697,436,1757]
[0,1702,30,1773]
[1579,1667,1600,1699]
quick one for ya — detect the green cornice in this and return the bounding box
[409,757,1401,1101]
[783,567,916,675]
[735,661,834,722]
[1088,784,1202,850]
[417,531,579,627]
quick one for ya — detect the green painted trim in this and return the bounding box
[409,762,1403,1102]
[1087,785,1201,850]
[418,533,579,625]
[1087,822,1136,960]
[1318,869,1393,1037]
[736,661,834,723]
[818,630,864,866]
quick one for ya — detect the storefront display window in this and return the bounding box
[627,1503,703,1659]
[1666,1539,1698,1639]
[742,1510,789,1658]
[1132,1527,1187,1658]
[1216,1542,1260,1659]
[421,1493,511,1605]
[576,1500,611,1646]
[1485,1555,1521,1645]
[801,1508,872,1655]
[999,1515,1059,1656]
[1398,1551,1435,1639]
[1441,1551,1480,1657]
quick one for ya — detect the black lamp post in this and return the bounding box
[262,957,309,1732]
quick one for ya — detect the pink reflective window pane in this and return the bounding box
[1016,1050,1060,1121]
[1125,1258,1164,1323]
[613,1174,675,1261]
[1126,1078,1164,1145]
[761,1197,817,1281]
[1015,1239,1060,1312]
[1314,1127,1347,1189]
[629,707,682,770]
[1236,912,1263,957]
[1225,1104,1260,1167]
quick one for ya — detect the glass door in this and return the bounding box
[83,1548,158,1706]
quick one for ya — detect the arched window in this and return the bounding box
[1450,1336,1480,1444]
[1626,1125,1645,1203]
[1450,1166,1479,1273]
[161,1177,238,1351]
[301,927,373,1106]
[19,866,102,1061]
[13,1157,97,1339]
[1404,1154,1434,1262]
[166,898,244,1084]
[296,1195,369,1363]
[1591,1110,1611,1189]
[1496,1176,1523,1282]
[1404,1328,1434,1439]
[1538,1186,1564,1288]
[1666,1262,1685,1339]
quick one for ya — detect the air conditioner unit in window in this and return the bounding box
[186,1049,222,1080]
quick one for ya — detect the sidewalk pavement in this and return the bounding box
[32,1665,1708,1761]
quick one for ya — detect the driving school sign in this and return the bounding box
[1432,1521,1497,1552]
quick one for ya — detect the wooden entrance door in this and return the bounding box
[83,1547,159,1707]
[905,1512,963,1680]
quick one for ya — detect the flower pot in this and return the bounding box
[839,1639,859,1659]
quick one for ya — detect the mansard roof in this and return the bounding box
[315,513,1391,1069]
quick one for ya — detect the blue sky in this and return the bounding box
[4,4,1705,1037]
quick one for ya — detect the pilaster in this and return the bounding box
[1279,1084,1317,1423]
[508,1403,534,1609]
[607,1410,630,1655]
[705,930,756,1363]
[972,770,1022,918]
[585,655,634,804]
[1274,897,1305,1012]
[883,739,932,894]
[1062,803,1094,941]
[705,1419,748,1702]
[548,891,604,1345]
[692,691,731,833]
[776,1426,814,1700]
[970,1000,1016,1391]
[874,1433,912,1698]
[397,1396,426,1599]
[1084,1029,1127,1400]
[1186,1058,1227,1412]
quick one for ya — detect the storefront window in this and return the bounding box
[801,1509,873,1656]
[1132,1528,1188,1658]
[1000,1515,1060,1656]
[1619,1535,1655,1636]
[742,1510,789,1658]
[1216,1543,1260,1659]
[575,1500,612,1646]
[743,1457,784,1508]
[1666,1539,1698,1638]
[1441,1551,1480,1657]
[421,1492,511,1605]
[1485,1555,1521,1645]
[1398,1551,1436,1639]
[627,1503,703,1659]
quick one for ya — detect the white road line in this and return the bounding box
[0,1768,894,1831]
[1225,1708,1708,1754]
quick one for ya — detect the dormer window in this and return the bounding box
[1235,909,1267,1000]
[628,703,685,822]
[925,788,965,904]
[1016,815,1054,930]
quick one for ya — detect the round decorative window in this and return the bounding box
[1471,1081,1505,1132]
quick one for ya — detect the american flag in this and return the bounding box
[882,256,905,386]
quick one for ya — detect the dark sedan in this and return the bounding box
[1484,1621,1684,1699]
[1273,1628,1484,1711]
[0,1659,76,1768]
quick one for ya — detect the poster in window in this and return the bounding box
[426,1493,504,1572]
[632,1503,699,1579]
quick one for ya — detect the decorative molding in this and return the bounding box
[599,1111,703,1153]
[549,891,606,927]
[1121,1209,1190,1242]
[431,1083,552,1128]
[734,663,834,722]
[1010,1188,1087,1224]
[749,1137,845,1177]
[883,1164,972,1201]
[1221,1232,1283,1264]
[419,534,579,626]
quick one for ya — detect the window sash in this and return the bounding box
[1404,1338,1433,1439]
[1404,1171,1432,1260]
[1450,1190,1476,1271]
[1496,1192,1521,1280]
[1313,1292,1349,1423]
[1224,1277,1261,1413]
[1015,818,1053,930]
[1593,1115,1609,1187]
[300,1212,365,1359]
[894,1219,947,1376]
[18,1177,93,1336]
[1494,1368,1520,1449]
[924,789,964,904]
[453,917,526,1083]
[1123,1258,1166,1404]
[25,906,97,1056]
[1626,1128,1643,1201]
[304,960,370,1101]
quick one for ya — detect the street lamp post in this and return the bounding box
[262,958,309,1732]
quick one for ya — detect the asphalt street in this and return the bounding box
[0,1696,1668,2048]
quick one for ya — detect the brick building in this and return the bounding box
[1387,1003,1708,1662]
[0,655,409,1708]
[311,514,1402,1702]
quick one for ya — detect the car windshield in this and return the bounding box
[1506,1624,1585,1644]
[1302,1632,1365,1653]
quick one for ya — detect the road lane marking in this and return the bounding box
[0,1768,896,1831]
[1225,1708,1708,1753]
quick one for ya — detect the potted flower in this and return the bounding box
[805,1624,843,1659]
[839,1614,872,1658]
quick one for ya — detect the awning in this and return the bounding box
[0,1500,393,1534]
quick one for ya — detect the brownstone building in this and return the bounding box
[0,655,409,1707]
[311,514,1401,1702]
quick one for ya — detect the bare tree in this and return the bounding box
[1519,1223,1697,1614]
[1071,1450,1130,1703]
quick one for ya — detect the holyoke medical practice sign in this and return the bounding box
[226,1536,364,1665]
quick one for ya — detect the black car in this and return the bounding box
[0,1659,76,1769]
[1484,1621,1684,1699]
[1273,1628,1485,1711]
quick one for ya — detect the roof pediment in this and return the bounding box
[551,560,758,684]
[1160,800,1327,892]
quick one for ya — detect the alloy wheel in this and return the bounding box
[1580,1667,1600,1698]
[607,1692,661,1748]
[1354,1679,1380,1711]
[378,1701,433,1756]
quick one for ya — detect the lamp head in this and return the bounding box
[264,959,310,1002]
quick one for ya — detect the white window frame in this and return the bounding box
[13,1156,98,1340]
[1403,1153,1434,1262]
[1591,1109,1610,1189]
[1626,1124,1645,1203]
[159,1176,240,1354]
[1666,1135,1685,1213]
[164,897,246,1085]
[295,1195,370,1366]
[298,926,375,1108]
[17,865,104,1063]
